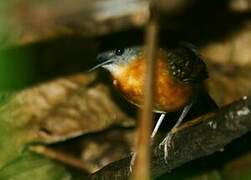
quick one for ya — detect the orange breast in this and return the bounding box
[112,51,193,112]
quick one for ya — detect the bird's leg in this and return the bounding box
[130,113,166,172]
[159,102,193,163]
[151,113,166,140]
[129,152,136,172]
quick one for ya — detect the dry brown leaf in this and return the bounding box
[0,72,135,144]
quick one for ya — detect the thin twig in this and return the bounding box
[29,145,88,171]
[132,11,159,180]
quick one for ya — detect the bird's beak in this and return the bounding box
[88,58,115,72]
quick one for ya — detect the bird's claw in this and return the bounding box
[159,133,174,164]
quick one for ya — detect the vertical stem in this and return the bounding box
[132,17,158,180]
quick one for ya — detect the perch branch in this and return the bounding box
[89,96,251,179]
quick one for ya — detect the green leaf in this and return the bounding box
[0,152,73,180]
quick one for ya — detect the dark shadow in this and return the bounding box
[158,0,251,46]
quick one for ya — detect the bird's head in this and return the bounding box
[90,46,142,75]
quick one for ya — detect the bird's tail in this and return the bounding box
[187,85,219,120]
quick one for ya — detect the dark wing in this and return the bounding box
[166,43,208,84]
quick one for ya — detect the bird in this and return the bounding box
[90,43,218,164]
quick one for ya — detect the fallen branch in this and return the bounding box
[89,96,251,179]
[2,0,247,48]
[0,0,149,48]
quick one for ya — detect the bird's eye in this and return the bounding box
[115,48,124,56]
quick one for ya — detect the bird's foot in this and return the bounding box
[159,132,174,164]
